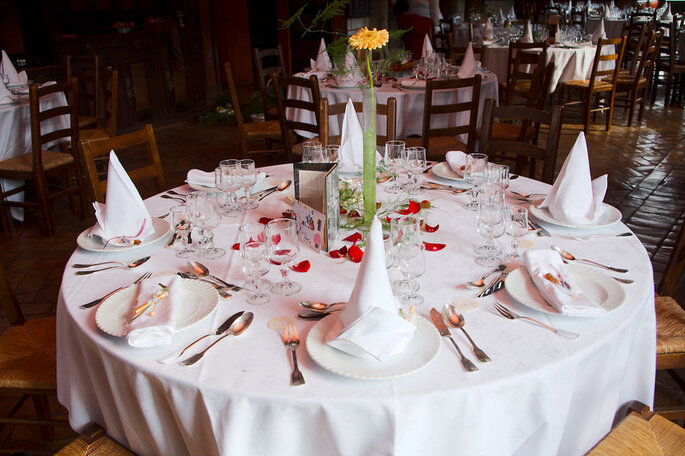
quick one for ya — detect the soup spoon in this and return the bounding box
[299,301,347,312]
[257,180,292,201]
[550,246,629,273]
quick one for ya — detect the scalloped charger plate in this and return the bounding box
[529,203,622,229]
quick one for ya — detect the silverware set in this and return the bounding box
[74,256,151,275]
[493,302,580,339]
[80,271,151,309]
[430,308,478,372]
[478,259,520,298]
[420,182,470,194]
[179,312,254,366]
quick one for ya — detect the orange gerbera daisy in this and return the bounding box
[349,27,390,51]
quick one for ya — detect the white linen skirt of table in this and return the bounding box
[0,91,69,220]
[57,164,655,456]
[287,71,499,141]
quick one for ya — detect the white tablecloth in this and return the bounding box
[57,164,655,456]
[288,71,499,141]
[0,91,69,220]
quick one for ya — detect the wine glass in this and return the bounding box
[464,153,488,210]
[405,146,427,195]
[302,140,324,163]
[187,191,225,259]
[239,159,258,209]
[217,159,239,216]
[401,245,427,307]
[266,218,301,295]
[239,223,271,305]
[475,199,506,267]
[485,163,510,190]
[384,140,406,194]
[389,216,422,302]
[507,206,529,259]
[170,205,194,258]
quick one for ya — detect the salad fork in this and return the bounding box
[493,302,580,340]
[283,324,305,386]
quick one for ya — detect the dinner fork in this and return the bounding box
[80,271,152,309]
[492,302,580,340]
[478,259,520,297]
[283,324,305,386]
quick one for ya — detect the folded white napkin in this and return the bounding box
[539,132,608,225]
[523,249,605,316]
[88,151,155,244]
[0,79,17,104]
[508,6,517,20]
[186,169,267,194]
[498,8,506,26]
[335,50,363,87]
[457,43,477,78]
[592,18,606,45]
[661,4,672,22]
[445,150,467,175]
[127,278,181,347]
[549,0,555,7]
[338,99,365,172]
[483,19,494,40]
[422,34,434,58]
[609,0,615,10]
[586,0,593,9]
[520,20,534,43]
[326,217,416,360]
[603,4,611,18]
[569,1,573,12]
[0,51,28,85]
[309,38,332,72]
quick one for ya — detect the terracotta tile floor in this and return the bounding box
[0,90,683,451]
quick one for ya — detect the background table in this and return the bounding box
[586,18,627,39]
[57,164,655,456]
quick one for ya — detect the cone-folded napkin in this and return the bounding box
[0,51,28,85]
[457,43,477,78]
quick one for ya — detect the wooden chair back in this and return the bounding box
[66,55,101,128]
[79,124,166,203]
[253,46,286,120]
[224,61,247,133]
[629,10,657,27]
[570,10,586,27]
[621,22,649,75]
[319,97,397,147]
[478,98,563,184]
[655,20,679,68]
[589,37,627,93]
[272,73,321,157]
[0,261,24,326]
[432,30,454,57]
[103,66,118,137]
[421,74,482,153]
[505,42,548,105]
[659,217,685,297]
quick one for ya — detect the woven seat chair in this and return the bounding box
[66,55,101,131]
[652,19,685,107]
[80,66,118,141]
[55,423,134,456]
[272,73,321,161]
[501,42,548,106]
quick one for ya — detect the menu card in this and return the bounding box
[293,162,339,251]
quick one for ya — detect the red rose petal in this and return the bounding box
[269,259,281,265]
[423,241,446,251]
[348,245,364,263]
[231,242,241,250]
[258,217,273,225]
[421,222,439,233]
[290,260,310,273]
[376,202,382,209]
[329,246,348,259]
[343,232,362,244]
[281,211,293,219]
[270,233,281,245]
[340,207,348,215]
[348,209,361,218]
[398,200,421,215]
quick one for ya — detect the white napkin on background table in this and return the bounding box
[338,98,364,172]
[422,34,434,58]
[445,151,467,175]
[520,21,534,43]
[661,4,673,22]
[523,249,605,316]
[1,51,28,85]
[127,278,180,347]
[334,50,363,87]
[0,79,17,104]
[88,151,155,243]
[483,19,494,40]
[538,132,607,225]
[498,8,506,26]
[326,217,416,360]
[592,18,606,44]
[309,38,332,72]
[508,6,517,20]
[609,0,615,9]
[457,43,477,78]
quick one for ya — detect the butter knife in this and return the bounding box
[430,308,478,372]
[528,219,551,237]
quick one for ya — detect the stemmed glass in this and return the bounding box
[485,163,510,190]
[187,191,225,259]
[389,216,423,306]
[405,146,427,195]
[302,141,324,163]
[384,140,406,194]
[507,206,529,259]
[239,223,271,305]
[216,159,240,216]
[402,245,427,307]
[464,153,488,210]
[170,205,194,258]
[475,197,506,267]
[266,218,301,295]
[239,159,258,209]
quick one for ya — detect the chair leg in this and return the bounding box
[665,72,672,106]
[583,93,591,133]
[0,195,11,232]
[31,394,54,441]
[606,92,615,131]
[35,175,55,236]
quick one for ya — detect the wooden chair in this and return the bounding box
[620,22,649,77]
[654,216,685,423]
[319,97,397,147]
[478,98,563,184]
[224,62,283,158]
[570,10,586,28]
[79,124,166,203]
[272,73,321,160]
[431,30,454,57]
[558,36,626,132]
[0,262,68,452]
[80,66,118,141]
[502,42,548,106]
[404,74,482,161]
[629,10,657,27]
[613,30,662,126]
[55,423,134,456]
[587,401,685,455]
[0,78,87,236]
[253,46,287,121]
[652,20,685,106]
[66,55,101,130]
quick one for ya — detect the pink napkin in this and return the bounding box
[1,51,28,85]
[520,21,534,43]
[422,34,434,59]
[457,43,477,78]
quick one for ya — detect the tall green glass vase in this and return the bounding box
[362,86,376,225]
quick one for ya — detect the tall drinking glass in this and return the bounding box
[389,216,422,303]
[239,223,271,305]
[170,205,194,258]
[217,159,240,216]
[239,159,258,209]
[507,206,529,259]
[405,146,427,195]
[475,199,506,267]
[302,141,324,163]
[384,140,406,194]
[266,218,301,295]
[464,153,488,210]
[187,192,225,259]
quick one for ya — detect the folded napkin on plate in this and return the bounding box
[445,150,467,175]
[520,20,534,43]
[1,51,28,85]
[0,79,17,104]
[549,0,554,7]
[592,18,606,44]
[523,249,605,316]
[508,6,517,20]
[498,8,506,26]
[569,1,573,12]
[88,151,155,244]
[603,4,611,18]
[538,132,608,225]
[127,278,180,347]
[422,34,434,59]
[334,50,363,87]
[338,98,364,173]
[309,38,332,72]
[186,169,267,194]
[661,4,672,22]
[609,0,615,9]
[457,43,477,78]
[326,217,416,360]
[483,19,494,40]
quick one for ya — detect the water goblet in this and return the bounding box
[302,140,324,163]
[400,245,427,307]
[464,153,488,210]
[485,163,510,190]
[239,223,271,305]
[326,144,341,164]
[389,216,422,298]
[266,218,301,295]
[239,159,258,209]
[384,140,406,194]
[405,146,427,195]
[187,192,225,259]
[170,205,194,258]
[217,159,240,216]
[475,199,506,267]
[507,206,529,259]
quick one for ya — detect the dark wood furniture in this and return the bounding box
[320,97,397,147]
[80,67,119,141]
[66,55,101,130]
[272,73,321,160]
[253,46,287,121]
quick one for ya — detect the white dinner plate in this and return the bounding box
[505,263,626,316]
[95,278,219,338]
[430,161,465,181]
[76,217,171,252]
[187,182,221,193]
[529,203,622,229]
[306,315,441,380]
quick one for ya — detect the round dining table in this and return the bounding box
[288,70,499,139]
[57,163,655,456]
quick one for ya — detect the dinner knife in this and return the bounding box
[528,219,551,237]
[430,308,478,372]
